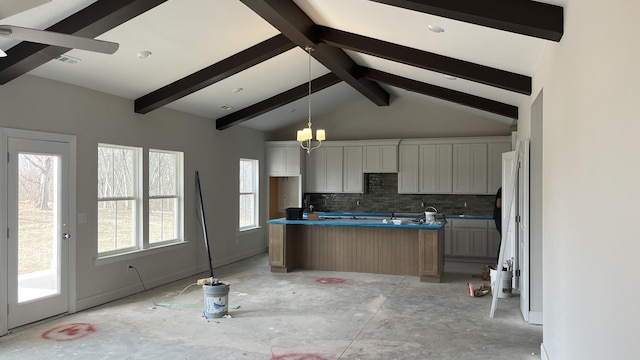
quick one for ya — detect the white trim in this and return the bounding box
[529,310,543,325]
[0,128,77,334]
[540,342,550,360]
[95,241,189,266]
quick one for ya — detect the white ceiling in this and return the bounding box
[0,0,566,133]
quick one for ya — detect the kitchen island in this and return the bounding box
[267,214,445,282]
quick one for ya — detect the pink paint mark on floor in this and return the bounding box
[316,277,347,285]
[42,323,96,341]
[272,354,327,360]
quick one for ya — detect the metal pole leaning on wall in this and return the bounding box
[490,140,521,318]
[196,171,214,279]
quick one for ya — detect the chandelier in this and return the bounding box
[296,46,325,154]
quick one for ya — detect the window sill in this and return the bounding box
[95,241,189,266]
[237,225,261,235]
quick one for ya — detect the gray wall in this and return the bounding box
[267,94,514,141]
[0,75,267,312]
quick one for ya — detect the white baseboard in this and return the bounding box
[76,247,267,312]
[529,311,543,325]
[540,343,550,360]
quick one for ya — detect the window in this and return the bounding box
[98,144,141,254]
[149,149,183,244]
[239,158,259,231]
[98,144,184,256]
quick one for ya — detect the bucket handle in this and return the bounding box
[425,206,438,213]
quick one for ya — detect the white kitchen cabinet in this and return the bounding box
[343,146,364,193]
[487,142,512,195]
[398,144,419,193]
[451,219,488,257]
[420,144,452,193]
[453,143,488,194]
[363,144,398,173]
[398,143,452,194]
[266,143,302,176]
[305,146,345,193]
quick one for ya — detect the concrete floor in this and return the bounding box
[0,254,542,359]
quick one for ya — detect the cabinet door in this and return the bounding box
[343,146,363,193]
[436,144,453,193]
[266,146,284,176]
[325,147,344,192]
[487,142,512,195]
[305,147,325,192]
[363,145,398,173]
[379,145,398,172]
[419,144,436,193]
[398,145,419,193]
[419,144,452,193]
[363,146,381,173]
[453,143,487,194]
[452,228,488,257]
[283,146,301,175]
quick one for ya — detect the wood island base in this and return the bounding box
[268,223,444,282]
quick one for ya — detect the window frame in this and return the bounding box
[148,149,184,246]
[239,158,259,232]
[97,144,185,259]
[97,143,143,256]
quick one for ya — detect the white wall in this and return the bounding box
[0,75,267,317]
[532,1,640,359]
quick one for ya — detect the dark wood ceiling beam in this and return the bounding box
[216,73,341,130]
[360,67,518,119]
[0,0,169,85]
[319,26,531,95]
[135,34,295,114]
[369,0,563,41]
[239,0,389,107]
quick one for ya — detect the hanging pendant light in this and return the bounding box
[296,46,325,154]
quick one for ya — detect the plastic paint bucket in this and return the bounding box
[490,268,512,298]
[203,281,230,318]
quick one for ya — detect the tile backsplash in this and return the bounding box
[307,173,497,216]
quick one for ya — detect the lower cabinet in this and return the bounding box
[446,218,498,259]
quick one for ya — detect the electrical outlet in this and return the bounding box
[127,264,133,273]
[421,202,425,208]
[356,200,360,205]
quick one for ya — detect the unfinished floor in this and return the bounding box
[0,254,541,359]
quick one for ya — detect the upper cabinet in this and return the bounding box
[363,140,400,173]
[305,145,346,193]
[266,142,303,176]
[343,146,364,193]
[399,137,510,195]
[453,143,488,194]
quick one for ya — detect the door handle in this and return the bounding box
[62,233,71,239]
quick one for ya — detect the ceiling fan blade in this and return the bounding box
[0,25,119,54]
[0,0,51,20]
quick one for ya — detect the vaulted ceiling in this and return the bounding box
[0,0,564,133]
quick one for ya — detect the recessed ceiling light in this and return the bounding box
[444,75,457,80]
[137,50,152,59]
[428,25,445,33]
[220,104,234,111]
[232,88,243,93]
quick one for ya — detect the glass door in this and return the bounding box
[7,137,70,329]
